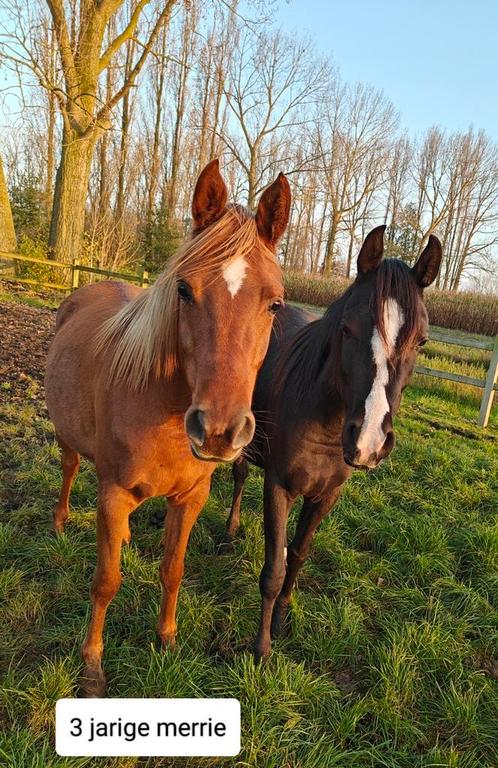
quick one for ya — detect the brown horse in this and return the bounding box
[45,160,290,695]
[223,226,442,660]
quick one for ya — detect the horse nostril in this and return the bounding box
[185,408,206,447]
[231,411,256,450]
[381,429,395,458]
[344,420,359,447]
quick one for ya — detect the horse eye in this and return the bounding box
[418,338,428,347]
[269,299,283,314]
[178,282,193,303]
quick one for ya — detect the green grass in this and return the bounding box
[0,379,497,766]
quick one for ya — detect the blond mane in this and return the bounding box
[95,206,275,390]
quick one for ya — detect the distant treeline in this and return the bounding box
[1,1,497,293]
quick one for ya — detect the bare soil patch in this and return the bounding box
[0,295,56,411]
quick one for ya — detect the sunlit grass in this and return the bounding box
[0,284,497,765]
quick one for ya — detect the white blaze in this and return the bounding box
[356,298,404,465]
[222,256,247,297]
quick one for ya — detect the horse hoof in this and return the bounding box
[53,512,67,535]
[80,665,106,698]
[217,536,234,555]
[253,645,270,664]
[158,633,177,652]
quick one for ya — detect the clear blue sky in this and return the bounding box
[274,0,498,139]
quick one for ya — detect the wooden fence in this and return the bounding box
[0,251,150,290]
[1,250,497,428]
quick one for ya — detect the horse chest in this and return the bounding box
[102,415,215,500]
[277,427,348,499]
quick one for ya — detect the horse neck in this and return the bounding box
[277,301,345,424]
[305,313,344,420]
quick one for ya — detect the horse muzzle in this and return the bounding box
[343,419,395,470]
[185,406,255,462]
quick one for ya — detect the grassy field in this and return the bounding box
[0,287,497,767]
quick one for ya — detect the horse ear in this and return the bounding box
[357,225,386,275]
[255,173,291,250]
[191,159,228,232]
[412,234,442,288]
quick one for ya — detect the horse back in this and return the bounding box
[55,280,141,331]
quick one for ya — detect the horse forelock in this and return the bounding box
[371,259,422,357]
[95,205,277,390]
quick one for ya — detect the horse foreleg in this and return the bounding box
[81,484,136,697]
[271,486,343,639]
[254,474,293,662]
[220,456,249,551]
[157,480,210,649]
[53,438,80,534]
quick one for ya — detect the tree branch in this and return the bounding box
[89,0,177,136]
[46,0,78,93]
[98,0,150,74]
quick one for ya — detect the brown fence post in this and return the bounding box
[478,334,498,428]
[71,259,80,291]
[140,268,149,288]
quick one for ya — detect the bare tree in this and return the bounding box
[0,0,179,260]
[164,3,199,223]
[224,28,330,209]
[413,127,498,289]
[1,2,497,289]
[384,135,412,244]
[145,19,169,225]
[317,81,398,274]
[193,1,237,176]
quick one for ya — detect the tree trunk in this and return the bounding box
[98,61,114,214]
[314,194,328,276]
[48,129,97,261]
[323,213,339,275]
[45,90,56,212]
[114,37,136,223]
[0,154,16,252]
[115,93,130,223]
[44,24,57,212]
[147,26,168,225]
[247,147,258,210]
[167,13,193,224]
[345,228,355,277]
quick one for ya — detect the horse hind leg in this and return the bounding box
[81,483,138,697]
[271,487,343,640]
[219,456,249,553]
[53,437,80,534]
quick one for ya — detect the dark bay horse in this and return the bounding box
[223,225,442,660]
[45,159,291,695]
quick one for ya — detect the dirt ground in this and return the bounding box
[0,284,57,411]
